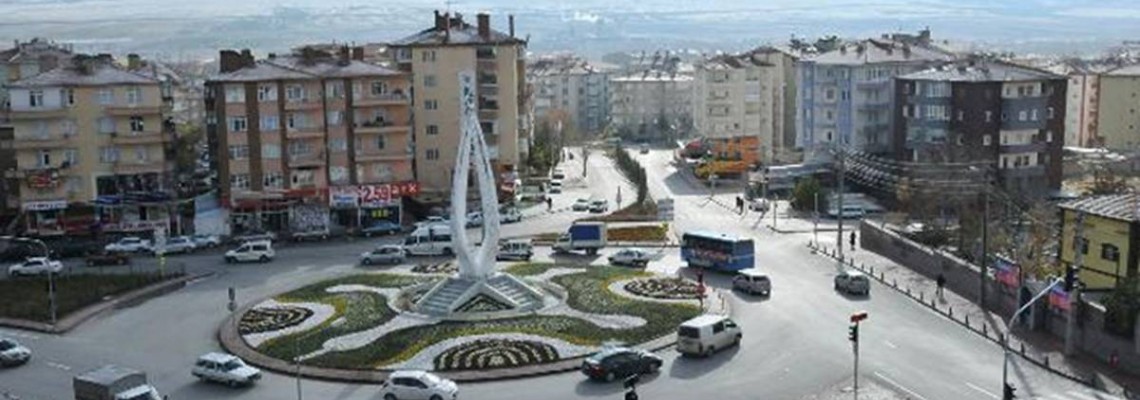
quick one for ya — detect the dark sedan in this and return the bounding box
[85,250,130,267]
[361,221,403,237]
[580,347,663,382]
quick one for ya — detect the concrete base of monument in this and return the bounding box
[413,272,549,317]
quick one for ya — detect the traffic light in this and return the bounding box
[848,323,859,342]
[1064,266,1079,292]
[1003,383,1016,400]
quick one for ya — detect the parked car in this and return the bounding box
[7,257,63,277]
[191,352,261,387]
[748,198,770,212]
[85,250,130,267]
[361,220,403,237]
[834,270,870,295]
[154,236,196,256]
[415,216,449,229]
[639,144,650,154]
[466,212,484,228]
[829,205,866,219]
[496,239,534,261]
[572,198,592,212]
[676,315,743,357]
[608,248,653,267]
[588,199,609,213]
[379,370,459,400]
[191,234,222,248]
[580,347,663,382]
[224,241,274,263]
[233,230,277,243]
[549,180,563,194]
[360,245,406,265]
[291,227,331,242]
[732,269,771,296]
[104,237,152,253]
[0,337,31,367]
[500,207,523,224]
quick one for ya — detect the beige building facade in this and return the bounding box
[610,71,693,130]
[1094,65,1140,151]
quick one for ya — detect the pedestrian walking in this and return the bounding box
[849,231,857,251]
[936,274,946,297]
[546,197,553,211]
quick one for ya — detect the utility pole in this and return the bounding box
[295,336,303,400]
[836,148,845,263]
[1003,278,1062,399]
[849,311,868,400]
[980,172,989,308]
[814,191,820,245]
[1065,211,1086,355]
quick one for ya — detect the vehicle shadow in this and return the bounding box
[168,381,259,399]
[731,289,772,304]
[667,346,741,380]
[835,289,872,302]
[573,372,663,397]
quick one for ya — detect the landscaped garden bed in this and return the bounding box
[624,277,700,300]
[0,272,182,323]
[433,338,559,371]
[412,261,457,274]
[607,224,669,242]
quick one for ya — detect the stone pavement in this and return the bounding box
[807,239,1140,398]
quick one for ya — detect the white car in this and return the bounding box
[8,257,63,277]
[0,338,31,367]
[732,269,771,296]
[572,198,591,211]
[191,234,222,248]
[500,208,523,224]
[748,198,770,212]
[588,199,609,213]
[104,237,153,253]
[608,248,653,267]
[380,370,458,400]
[191,352,261,387]
[361,245,406,265]
[224,241,274,263]
[466,212,484,228]
[153,236,196,256]
[415,216,449,229]
[834,270,871,296]
[233,231,277,243]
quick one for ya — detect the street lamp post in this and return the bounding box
[849,311,868,400]
[10,237,56,325]
[1002,278,1062,397]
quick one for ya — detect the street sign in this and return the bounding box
[656,198,675,221]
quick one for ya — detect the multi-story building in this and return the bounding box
[892,60,1066,199]
[3,54,175,235]
[0,38,73,118]
[692,47,798,167]
[391,11,529,200]
[798,39,954,161]
[1058,194,1139,290]
[529,54,614,135]
[610,70,693,135]
[1094,65,1140,151]
[205,47,416,234]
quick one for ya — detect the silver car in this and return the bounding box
[360,245,406,265]
[834,270,870,295]
[732,269,771,296]
[0,338,31,366]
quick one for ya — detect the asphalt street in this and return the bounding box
[0,147,1116,400]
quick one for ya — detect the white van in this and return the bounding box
[224,240,274,263]
[404,225,454,256]
[496,239,533,261]
[676,315,742,357]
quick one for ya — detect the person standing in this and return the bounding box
[936,274,946,297]
[849,231,857,251]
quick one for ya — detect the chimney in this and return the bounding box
[268,52,276,59]
[434,10,445,30]
[337,46,350,65]
[219,50,245,73]
[352,46,365,61]
[509,15,515,38]
[477,13,491,40]
[127,53,141,70]
[444,12,451,43]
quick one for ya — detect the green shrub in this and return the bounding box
[0,272,179,322]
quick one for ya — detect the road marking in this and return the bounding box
[965,382,999,399]
[873,371,928,400]
[882,340,898,349]
[46,361,71,371]
[1064,390,1123,400]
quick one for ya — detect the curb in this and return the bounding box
[0,272,209,334]
[806,241,1097,388]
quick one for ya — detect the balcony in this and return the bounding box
[857,101,891,111]
[113,159,166,174]
[111,130,166,145]
[479,74,498,87]
[1000,142,1047,153]
[477,58,498,70]
[476,48,497,60]
[354,92,409,107]
[856,79,890,89]
[287,127,325,140]
[288,152,325,168]
[105,103,162,116]
[480,99,500,111]
[355,150,412,163]
[355,120,410,134]
[284,99,322,111]
[9,107,68,120]
[12,134,74,149]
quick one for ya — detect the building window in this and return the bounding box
[983,135,992,146]
[1046,131,1053,143]
[260,115,278,131]
[129,116,145,132]
[291,170,315,186]
[426,148,440,160]
[424,75,437,87]
[262,144,281,159]
[370,81,388,95]
[60,119,77,136]
[229,116,247,132]
[1030,109,1038,121]
[1076,237,1089,255]
[375,134,386,150]
[62,88,74,106]
[126,87,142,105]
[225,86,245,103]
[985,111,993,122]
[98,89,114,105]
[824,89,836,101]
[263,172,284,188]
[427,125,439,135]
[100,147,120,163]
[1018,111,1027,122]
[230,174,250,190]
[329,138,347,152]
[288,140,311,156]
[98,117,116,134]
[36,150,50,167]
[28,90,44,107]
[286,85,305,101]
[286,113,305,130]
[421,50,436,62]
[257,85,276,102]
[957,110,964,121]
[1001,112,1008,122]
[134,146,148,162]
[424,100,438,110]
[62,149,77,167]
[228,145,250,160]
[327,111,343,126]
[326,82,344,99]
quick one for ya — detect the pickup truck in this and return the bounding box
[74,365,162,400]
[104,237,152,254]
[552,222,607,255]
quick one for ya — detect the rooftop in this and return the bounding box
[265,54,402,78]
[1059,194,1140,222]
[0,38,73,64]
[900,60,1063,82]
[612,70,693,82]
[393,11,523,47]
[8,59,158,87]
[809,39,954,66]
[207,60,311,82]
[1106,64,1140,76]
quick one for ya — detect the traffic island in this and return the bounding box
[0,272,195,333]
[219,263,702,382]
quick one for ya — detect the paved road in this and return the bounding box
[0,148,1113,400]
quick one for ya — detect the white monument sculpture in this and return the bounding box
[414,71,544,316]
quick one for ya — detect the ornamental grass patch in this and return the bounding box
[607,224,669,242]
[0,272,179,323]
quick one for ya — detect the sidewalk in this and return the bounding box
[808,240,1140,398]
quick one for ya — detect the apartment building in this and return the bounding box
[610,70,693,134]
[390,11,529,200]
[798,39,953,161]
[0,38,73,118]
[692,47,798,167]
[529,54,614,135]
[892,60,1066,199]
[1094,65,1140,151]
[205,47,416,234]
[1058,194,1139,290]
[3,54,174,236]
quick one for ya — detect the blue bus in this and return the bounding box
[680,231,755,271]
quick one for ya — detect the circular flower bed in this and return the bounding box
[624,278,700,300]
[433,339,559,371]
[412,261,457,274]
[239,306,314,334]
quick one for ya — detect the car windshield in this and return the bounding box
[421,373,441,385]
[223,359,244,371]
[0,340,14,351]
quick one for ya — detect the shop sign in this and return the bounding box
[23,200,67,211]
[113,220,170,232]
[26,169,59,189]
[329,186,360,208]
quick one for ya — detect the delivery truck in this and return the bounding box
[74,365,162,400]
[552,222,607,255]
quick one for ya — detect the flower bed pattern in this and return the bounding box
[455,294,513,313]
[624,278,700,300]
[239,306,314,334]
[607,224,669,242]
[433,338,558,371]
[412,262,457,274]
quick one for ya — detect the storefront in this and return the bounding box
[227,189,326,235]
[23,200,68,236]
[328,182,420,230]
